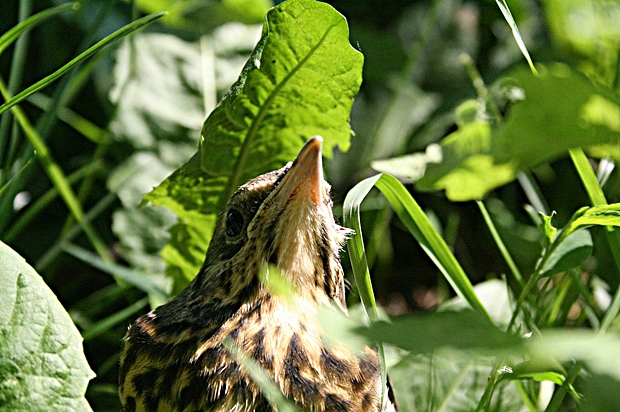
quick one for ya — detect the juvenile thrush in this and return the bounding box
[119,136,396,412]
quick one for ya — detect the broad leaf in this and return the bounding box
[387,64,620,201]
[493,64,620,167]
[360,310,521,354]
[146,0,363,290]
[413,101,519,201]
[0,241,94,410]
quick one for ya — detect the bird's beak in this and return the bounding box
[274,136,324,206]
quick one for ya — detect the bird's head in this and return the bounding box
[197,136,351,306]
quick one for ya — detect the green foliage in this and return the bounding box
[2,0,620,410]
[145,0,363,292]
[0,241,94,410]
[376,64,620,201]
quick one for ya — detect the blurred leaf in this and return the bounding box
[112,207,175,275]
[317,304,372,354]
[499,359,566,385]
[0,241,94,410]
[146,0,363,289]
[543,0,620,85]
[135,0,271,33]
[494,64,620,167]
[415,101,519,201]
[404,64,620,201]
[581,373,620,412]
[528,330,620,382]
[223,339,299,412]
[110,33,208,150]
[360,310,521,354]
[371,143,442,182]
[441,278,516,327]
[388,351,528,412]
[540,229,593,277]
[108,25,261,288]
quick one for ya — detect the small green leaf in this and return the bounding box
[540,211,558,246]
[494,64,620,168]
[499,359,566,385]
[397,64,620,201]
[540,229,593,277]
[414,102,519,201]
[571,204,620,230]
[0,241,95,410]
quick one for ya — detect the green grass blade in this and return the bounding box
[344,174,492,320]
[569,148,620,333]
[3,159,103,242]
[494,0,537,75]
[0,75,111,262]
[0,2,79,55]
[0,12,165,116]
[0,154,33,199]
[477,200,525,287]
[343,174,382,319]
[81,297,149,341]
[63,244,170,301]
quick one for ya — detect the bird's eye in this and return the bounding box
[225,209,245,239]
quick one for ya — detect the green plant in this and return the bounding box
[2,0,620,410]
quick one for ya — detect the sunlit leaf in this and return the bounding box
[494,64,620,168]
[146,0,363,289]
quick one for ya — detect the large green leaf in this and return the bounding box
[379,64,620,201]
[0,241,94,410]
[146,0,363,290]
[493,64,620,167]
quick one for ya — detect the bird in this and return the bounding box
[119,136,397,412]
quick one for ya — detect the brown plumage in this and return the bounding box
[119,136,397,412]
